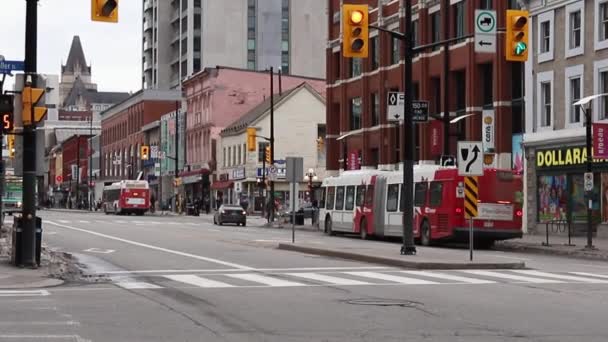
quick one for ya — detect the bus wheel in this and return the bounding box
[421,221,431,246]
[360,218,368,240]
[324,216,334,236]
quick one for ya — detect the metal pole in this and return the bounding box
[269,67,275,223]
[291,181,295,243]
[262,154,266,218]
[160,124,163,215]
[469,217,474,261]
[442,0,450,156]
[400,2,416,255]
[89,116,93,210]
[278,68,282,96]
[76,135,80,207]
[585,106,594,249]
[0,129,4,225]
[21,0,39,267]
[174,102,179,213]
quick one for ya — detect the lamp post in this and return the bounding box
[304,168,318,200]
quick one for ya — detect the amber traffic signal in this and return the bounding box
[247,127,257,152]
[265,146,272,164]
[7,135,15,158]
[92,0,118,23]
[505,10,529,62]
[342,4,369,58]
[140,145,150,160]
[22,87,47,126]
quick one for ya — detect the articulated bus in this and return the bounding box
[102,180,150,215]
[319,165,523,247]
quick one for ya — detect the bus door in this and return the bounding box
[372,176,387,236]
[385,183,401,236]
[333,186,346,230]
[342,185,356,231]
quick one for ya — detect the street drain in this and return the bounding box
[344,299,422,307]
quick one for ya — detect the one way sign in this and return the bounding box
[457,141,484,176]
[387,92,404,121]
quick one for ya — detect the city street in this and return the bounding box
[1,210,606,341]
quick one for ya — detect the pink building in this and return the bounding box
[182,66,325,200]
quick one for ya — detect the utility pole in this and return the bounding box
[269,67,275,223]
[76,135,80,207]
[89,114,93,210]
[442,0,451,156]
[20,0,39,267]
[174,101,179,213]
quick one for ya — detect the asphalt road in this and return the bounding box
[4,210,608,342]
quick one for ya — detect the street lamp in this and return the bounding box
[304,168,318,200]
[574,93,608,250]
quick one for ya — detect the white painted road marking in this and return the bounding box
[286,272,371,285]
[513,270,608,283]
[0,335,90,340]
[401,271,496,284]
[570,272,608,279]
[226,273,304,287]
[345,271,439,285]
[463,270,564,284]
[45,220,253,270]
[115,282,162,290]
[164,275,234,288]
[84,248,115,254]
[0,290,50,297]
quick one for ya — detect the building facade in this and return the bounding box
[523,0,608,235]
[216,83,327,212]
[142,0,327,89]
[326,0,525,174]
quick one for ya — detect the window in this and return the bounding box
[570,11,581,49]
[237,145,241,165]
[412,20,419,49]
[319,188,326,208]
[601,70,608,120]
[566,2,584,58]
[345,186,355,210]
[454,2,466,43]
[431,12,441,51]
[335,186,345,210]
[414,182,427,207]
[429,182,443,207]
[365,185,374,205]
[538,11,554,62]
[601,2,608,41]
[350,97,362,130]
[537,175,568,223]
[391,37,400,64]
[371,92,379,126]
[387,184,399,212]
[355,186,366,207]
[537,71,554,130]
[223,147,226,167]
[370,36,379,70]
[570,77,581,123]
[326,187,335,210]
[541,82,552,127]
[481,0,492,9]
[541,22,550,53]
[243,143,247,164]
[350,58,362,77]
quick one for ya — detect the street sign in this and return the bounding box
[475,10,497,53]
[464,176,479,219]
[457,141,483,176]
[584,172,594,191]
[151,145,158,159]
[387,92,404,121]
[268,165,278,180]
[412,100,429,122]
[0,60,25,75]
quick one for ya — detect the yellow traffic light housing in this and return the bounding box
[141,145,150,160]
[505,10,529,62]
[7,135,15,158]
[22,86,47,126]
[265,146,272,164]
[247,127,257,152]
[342,4,369,58]
[92,0,118,23]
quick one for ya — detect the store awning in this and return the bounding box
[211,180,234,190]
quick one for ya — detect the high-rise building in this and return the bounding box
[142,0,326,90]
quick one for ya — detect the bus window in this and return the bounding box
[335,186,345,210]
[355,185,366,207]
[365,185,374,205]
[387,184,399,212]
[414,182,427,207]
[326,187,335,210]
[345,186,355,210]
[319,188,326,208]
[429,182,443,207]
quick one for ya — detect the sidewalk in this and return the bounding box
[0,258,63,289]
[496,233,608,261]
[277,237,525,270]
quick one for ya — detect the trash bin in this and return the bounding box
[289,210,305,225]
[12,216,42,267]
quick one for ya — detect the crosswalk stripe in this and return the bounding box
[569,272,608,279]
[286,272,372,285]
[58,220,69,223]
[0,290,50,297]
[226,273,304,287]
[513,270,608,283]
[401,271,496,284]
[115,282,162,290]
[463,270,564,283]
[345,271,439,285]
[114,220,127,224]
[78,220,90,223]
[164,275,234,288]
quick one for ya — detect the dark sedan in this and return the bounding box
[213,205,247,226]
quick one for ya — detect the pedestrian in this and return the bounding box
[204,196,210,214]
[150,193,156,213]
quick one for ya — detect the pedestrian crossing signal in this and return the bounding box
[92,0,118,23]
[140,145,150,160]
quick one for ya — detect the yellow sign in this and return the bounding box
[464,176,478,219]
[536,146,608,169]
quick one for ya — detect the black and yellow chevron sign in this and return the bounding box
[464,176,479,219]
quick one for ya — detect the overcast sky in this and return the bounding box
[0,0,142,93]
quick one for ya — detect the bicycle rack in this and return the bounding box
[542,219,575,247]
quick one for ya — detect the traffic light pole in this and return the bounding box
[269,67,275,223]
[21,0,39,267]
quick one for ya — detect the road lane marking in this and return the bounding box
[286,272,371,285]
[58,220,70,223]
[513,270,608,283]
[115,282,162,290]
[78,220,90,223]
[94,266,391,275]
[345,272,439,285]
[84,248,115,254]
[400,271,496,284]
[570,272,608,279]
[45,220,253,270]
[0,335,90,340]
[463,270,564,283]
[0,290,50,297]
[226,273,305,287]
[164,275,234,288]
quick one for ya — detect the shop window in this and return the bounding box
[571,174,600,222]
[537,175,568,222]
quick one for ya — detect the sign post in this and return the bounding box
[458,141,484,261]
[474,10,497,53]
[286,157,304,243]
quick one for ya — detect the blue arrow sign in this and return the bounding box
[0,60,25,75]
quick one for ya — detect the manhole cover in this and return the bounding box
[344,299,421,307]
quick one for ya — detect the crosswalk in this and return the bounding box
[112,269,608,290]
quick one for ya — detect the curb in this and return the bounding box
[495,243,608,261]
[277,243,526,270]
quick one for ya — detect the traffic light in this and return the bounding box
[247,127,257,152]
[7,135,15,158]
[140,145,150,160]
[342,4,369,58]
[91,0,118,23]
[0,95,14,134]
[265,146,272,164]
[505,10,529,62]
[22,86,47,126]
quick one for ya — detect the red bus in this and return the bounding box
[319,165,523,247]
[102,180,150,216]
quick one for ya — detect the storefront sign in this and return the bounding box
[593,123,608,159]
[430,120,443,156]
[536,146,608,169]
[347,150,360,170]
[482,110,495,151]
[232,167,246,180]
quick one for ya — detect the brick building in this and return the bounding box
[100,90,182,182]
[326,0,525,173]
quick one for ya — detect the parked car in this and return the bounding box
[214,204,247,226]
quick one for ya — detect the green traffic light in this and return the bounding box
[514,42,527,56]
